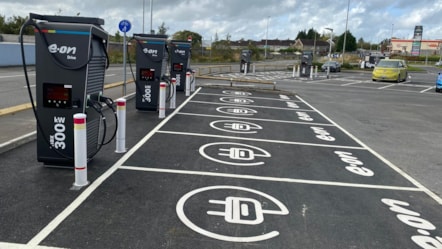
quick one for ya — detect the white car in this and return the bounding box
[435,61,442,66]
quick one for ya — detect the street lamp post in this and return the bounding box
[265,16,270,60]
[342,0,350,64]
[150,0,153,34]
[325,27,333,79]
[142,0,145,33]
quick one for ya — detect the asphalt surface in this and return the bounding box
[0,67,441,249]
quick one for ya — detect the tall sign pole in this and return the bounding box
[119,20,132,96]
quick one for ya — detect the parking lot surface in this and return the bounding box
[1,84,441,249]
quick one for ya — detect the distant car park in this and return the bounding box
[372,59,408,82]
[321,61,341,72]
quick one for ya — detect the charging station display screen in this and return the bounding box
[140,68,155,81]
[173,63,184,72]
[43,83,72,108]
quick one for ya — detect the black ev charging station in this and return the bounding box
[240,49,252,73]
[21,13,114,166]
[169,40,191,91]
[300,51,313,77]
[133,34,169,111]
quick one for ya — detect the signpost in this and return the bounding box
[119,20,132,96]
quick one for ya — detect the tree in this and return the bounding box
[114,31,121,43]
[0,15,33,35]
[171,30,202,47]
[296,28,320,40]
[157,22,168,35]
[335,30,357,52]
[379,38,390,52]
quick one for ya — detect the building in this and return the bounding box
[229,39,295,51]
[293,39,330,55]
[391,39,442,55]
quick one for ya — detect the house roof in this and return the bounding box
[230,39,295,47]
[297,39,329,47]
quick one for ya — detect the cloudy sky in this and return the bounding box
[1,0,441,43]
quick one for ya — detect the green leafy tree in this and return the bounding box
[335,30,357,52]
[111,31,122,42]
[296,29,308,39]
[172,30,202,47]
[0,15,5,32]
[296,28,320,40]
[1,15,33,35]
[157,22,168,35]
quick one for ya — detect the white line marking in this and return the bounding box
[420,86,435,93]
[378,84,395,89]
[190,100,312,111]
[0,73,35,79]
[118,166,422,192]
[23,84,36,88]
[0,242,67,249]
[26,88,203,247]
[341,81,363,86]
[157,130,366,150]
[105,74,116,77]
[198,92,300,102]
[177,112,334,126]
[296,95,442,205]
[0,131,36,149]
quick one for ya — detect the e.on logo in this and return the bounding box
[143,48,158,56]
[48,44,77,55]
[381,198,442,249]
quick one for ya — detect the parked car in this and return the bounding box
[321,61,341,72]
[435,61,442,66]
[436,72,442,92]
[372,59,408,82]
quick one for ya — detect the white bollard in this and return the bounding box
[159,82,167,119]
[73,113,89,189]
[185,71,191,97]
[310,66,313,79]
[170,78,176,109]
[191,69,196,92]
[292,64,296,77]
[252,64,256,74]
[296,65,300,77]
[244,63,248,75]
[115,98,126,153]
[315,66,318,78]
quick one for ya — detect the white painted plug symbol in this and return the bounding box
[218,147,255,160]
[207,197,264,225]
[224,123,252,131]
[227,108,249,114]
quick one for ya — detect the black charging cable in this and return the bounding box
[98,96,118,145]
[20,18,74,161]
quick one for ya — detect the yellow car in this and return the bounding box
[372,59,408,82]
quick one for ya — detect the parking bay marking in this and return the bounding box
[177,112,335,127]
[198,92,302,102]
[296,95,442,205]
[118,165,422,192]
[157,130,365,150]
[190,100,312,112]
[187,92,442,205]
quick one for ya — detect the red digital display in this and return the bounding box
[140,68,155,81]
[47,85,70,101]
[43,83,72,108]
[173,63,184,72]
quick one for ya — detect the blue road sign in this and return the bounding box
[119,19,131,33]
